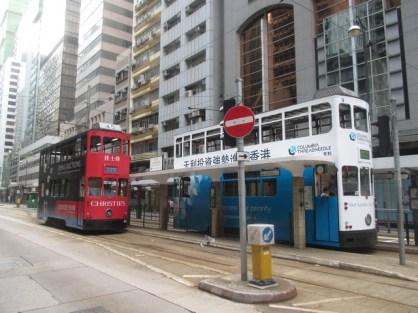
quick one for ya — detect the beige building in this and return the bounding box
[129,0,161,173]
[113,49,130,132]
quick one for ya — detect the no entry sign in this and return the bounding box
[224,105,255,138]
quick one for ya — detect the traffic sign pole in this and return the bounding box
[236,78,247,282]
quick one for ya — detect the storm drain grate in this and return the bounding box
[70,306,112,313]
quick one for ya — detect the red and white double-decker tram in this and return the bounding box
[38,123,130,231]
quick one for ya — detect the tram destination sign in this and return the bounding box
[224,105,255,138]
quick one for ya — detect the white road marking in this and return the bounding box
[293,295,365,307]
[225,116,253,127]
[182,274,221,278]
[269,304,337,313]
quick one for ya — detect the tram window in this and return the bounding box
[207,134,221,152]
[285,116,309,139]
[80,176,85,197]
[88,178,102,196]
[312,110,332,135]
[246,180,259,196]
[75,138,81,156]
[183,139,190,156]
[181,177,190,197]
[244,127,259,146]
[119,179,128,197]
[339,104,352,128]
[176,138,182,157]
[81,136,87,155]
[192,133,205,155]
[342,166,359,196]
[262,121,282,143]
[263,179,276,196]
[360,167,371,196]
[90,136,101,152]
[122,139,129,155]
[104,179,118,197]
[354,106,368,132]
[104,137,121,154]
[223,181,238,196]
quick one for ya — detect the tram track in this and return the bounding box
[1,209,418,312]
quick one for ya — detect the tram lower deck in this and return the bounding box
[168,168,376,249]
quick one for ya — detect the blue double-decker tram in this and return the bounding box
[169,93,375,249]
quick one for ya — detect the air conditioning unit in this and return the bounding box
[162,121,167,126]
[185,5,192,15]
[185,90,193,97]
[163,22,169,31]
[192,110,200,117]
[163,70,169,78]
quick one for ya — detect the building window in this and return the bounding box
[163,38,181,55]
[185,79,206,97]
[164,0,176,7]
[164,12,181,31]
[185,50,206,69]
[185,0,206,16]
[163,64,180,80]
[163,90,180,105]
[186,22,206,41]
[162,117,179,131]
[185,109,206,126]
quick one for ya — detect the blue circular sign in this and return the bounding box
[262,227,273,243]
[349,132,357,141]
[288,145,297,155]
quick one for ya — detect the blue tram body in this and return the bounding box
[222,169,293,243]
[173,168,365,249]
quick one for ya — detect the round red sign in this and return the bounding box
[223,104,255,138]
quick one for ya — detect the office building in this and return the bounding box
[158,0,224,159]
[74,0,133,129]
[0,58,24,184]
[0,0,30,66]
[35,0,81,140]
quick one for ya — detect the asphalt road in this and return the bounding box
[0,204,417,313]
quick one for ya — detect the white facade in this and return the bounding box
[0,58,24,181]
[158,0,223,155]
[18,135,62,189]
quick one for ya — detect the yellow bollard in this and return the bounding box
[247,224,277,289]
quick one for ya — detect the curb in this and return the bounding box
[199,276,297,304]
[128,227,418,283]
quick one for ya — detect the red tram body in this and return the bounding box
[38,124,130,231]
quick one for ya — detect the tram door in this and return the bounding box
[305,166,339,245]
[174,176,211,232]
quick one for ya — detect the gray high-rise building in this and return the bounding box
[74,0,133,128]
[34,0,81,140]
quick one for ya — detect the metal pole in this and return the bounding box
[349,0,359,97]
[391,99,406,265]
[236,78,247,281]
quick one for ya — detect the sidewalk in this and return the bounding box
[129,227,418,283]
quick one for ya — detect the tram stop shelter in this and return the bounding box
[131,155,333,249]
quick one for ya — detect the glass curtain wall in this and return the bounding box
[316,0,390,118]
[240,6,296,114]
